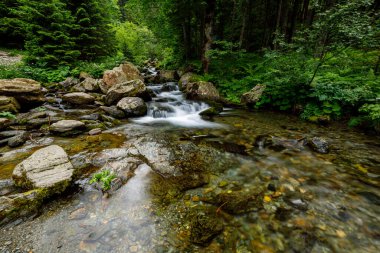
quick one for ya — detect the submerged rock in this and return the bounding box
[50,120,86,136]
[307,137,329,154]
[116,97,147,117]
[240,84,266,106]
[0,78,45,108]
[188,206,224,245]
[12,145,74,192]
[185,81,221,102]
[204,187,266,214]
[105,79,150,105]
[62,92,95,105]
[102,62,142,91]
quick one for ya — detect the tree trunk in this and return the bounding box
[274,0,283,49]
[239,0,249,49]
[117,0,127,21]
[287,0,301,43]
[201,0,216,74]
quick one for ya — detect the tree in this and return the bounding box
[67,0,117,60]
[18,0,80,66]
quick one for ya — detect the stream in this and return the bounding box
[0,81,380,253]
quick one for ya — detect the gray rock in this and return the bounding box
[0,130,26,139]
[185,81,221,102]
[7,132,29,148]
[50,120,85,135]
[0,180,16,196]
[308,137,329,154]
[241,84,266,106]
[116,97,147,117]
[105,79,150,105]
[59,77,79,89]
[73,77,100,92]
[100,106,125,119]
[89,128,102,136]
[179,72,196,90]
[12,145,74,191]
[62,92,95,105]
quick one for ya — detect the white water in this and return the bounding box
[133,82,221,128]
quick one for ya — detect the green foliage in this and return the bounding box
[0,55,124,83]
[113,22,158,65]
[89,170,117,191]
[0,111,16,119]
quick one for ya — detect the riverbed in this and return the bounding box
[0,82,379,253]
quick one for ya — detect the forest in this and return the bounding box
[1,0,379,130]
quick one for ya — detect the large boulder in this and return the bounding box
[0,78,45,107]
[105,79,150,105]
[185,81,221,102]
[116,97,147,117]
[241,84,266,106]
[0,96,20,113]
[50,120,86,136]
[62,92,95,105]
[12,145,74,192]
[102,62,142,91]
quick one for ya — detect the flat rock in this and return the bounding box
[62,92,95,105]
[0,78,45,107]
[12,145,74,191]
[50,120,86,135]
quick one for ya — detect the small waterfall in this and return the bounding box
[133,82,221,128]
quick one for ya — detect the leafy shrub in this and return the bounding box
[89,170,117,191]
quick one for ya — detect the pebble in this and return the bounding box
[4,241,12,246]
[129,245,138,252]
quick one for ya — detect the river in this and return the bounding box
[0,81,379,253]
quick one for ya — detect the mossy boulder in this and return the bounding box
[0,189,47,225]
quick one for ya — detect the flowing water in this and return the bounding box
[133,82,220,128]
[1,82,380,253]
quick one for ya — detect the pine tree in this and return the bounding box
[17,0,80,66]
[0,0,26,48]
[67,0,116,60]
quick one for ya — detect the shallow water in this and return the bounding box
[0,82,379,253]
